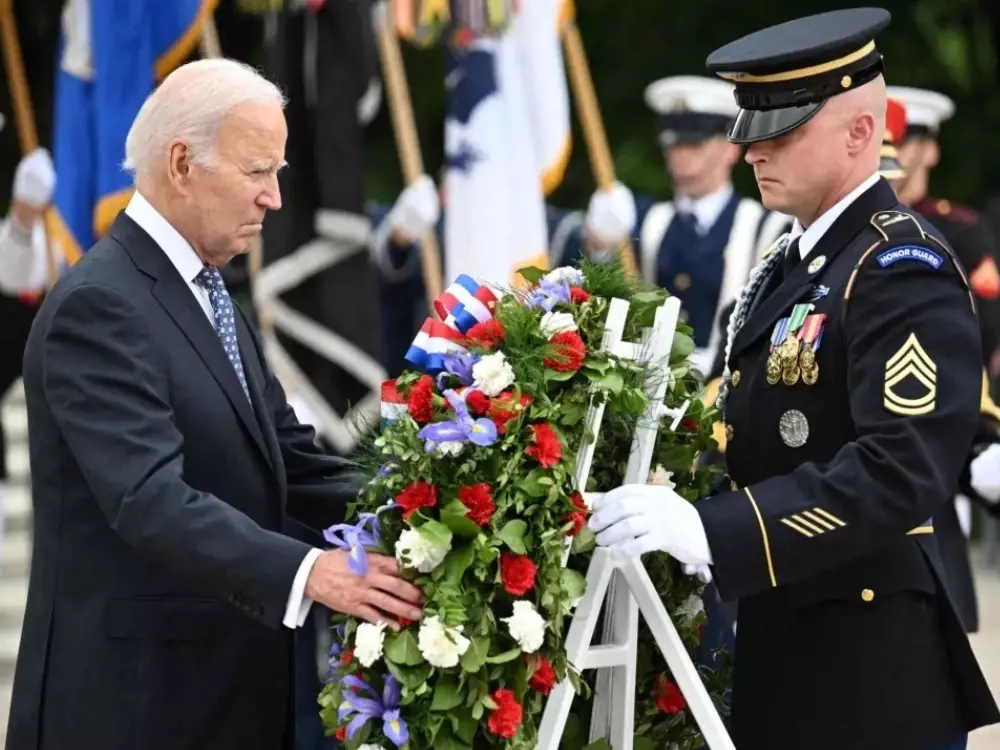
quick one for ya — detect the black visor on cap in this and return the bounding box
[728,101,825,144]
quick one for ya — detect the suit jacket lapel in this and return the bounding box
[110,215,274,467]
[730,178,897,359]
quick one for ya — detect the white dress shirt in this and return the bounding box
[789,172,880,260]
[674,183,734,237]
[0,215,50,295]
[124,191,322,629]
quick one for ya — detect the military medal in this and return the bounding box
[779,304,813,386]
[779,409,810,447]
[767,318,790,385]
[798,313,826,386]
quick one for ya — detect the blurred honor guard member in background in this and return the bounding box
[580,75,788,375]
[589,9,999,750]
[6,59,423,750]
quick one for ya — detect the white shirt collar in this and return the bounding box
[675,183,734,235]
[789,172,881,259]
[124,190,205,283]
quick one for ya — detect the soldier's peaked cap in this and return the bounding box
[705,8,892,144]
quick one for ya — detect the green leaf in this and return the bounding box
[433,726,474,750]
[598,370,624,394]
[440,542,476,587]
[430,675,464,712]
[582,740,613,750]
[582,356,610,374]
[544,367,578,382]
[460,635,490,673]
[560,568,587,603]
[671,331,696,361]
[496,519,528,554]
[634,737,657,750]
[439,499,482,538]
[485,647,521,664]
[517,265,546,284]
[451,710,479,744]
[384,660,433,690]
[418,519,453,549]
[384,629,424,667]
[521,467,551,498]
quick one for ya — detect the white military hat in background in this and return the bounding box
[886,85,955,137]
[644,75,739,146]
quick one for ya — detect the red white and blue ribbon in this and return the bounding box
[433,274,498,334]
[405,275,499,373]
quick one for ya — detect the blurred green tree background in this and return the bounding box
[6,0,1000,213]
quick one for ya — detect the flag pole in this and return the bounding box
[560,8,639,279]
[374,0,444,314]
[0,0,62,286]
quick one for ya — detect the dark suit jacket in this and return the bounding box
[7,214,359,750]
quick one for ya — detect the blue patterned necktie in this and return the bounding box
[194,266,250,401]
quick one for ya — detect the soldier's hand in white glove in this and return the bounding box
[388,174,440,243]
[584,181,636,248]
[13,148,56,209]
[588,484,713,566]
[970,443,1000,504]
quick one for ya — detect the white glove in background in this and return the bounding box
[388,174,440,242]
[13,148,56,209]
[584,181,636,247]
[970,443,1000,504]
[588,483,713,566]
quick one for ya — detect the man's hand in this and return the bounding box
[588,484,713,566]
[13,148,56,210]
[584,181,636,249]
[305,550,423,631]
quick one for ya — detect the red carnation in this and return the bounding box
[528,656,557,695]
[458,483,495,526]
[570,286,591,304]
[407,375,435,424]
[489,391,533,435]
[467,319,505,351]
[335,726,346,742]
[526,423,562,468]
[543,330,586,372]
[681,418,698,431]
[398,617,415,629]
[564,491,589,537]
[653,676,687,715]
[500,551,537,595]
[486,688,523,739]
[465,389,490,415]
[341,648,354,665]
[395,481,438,520]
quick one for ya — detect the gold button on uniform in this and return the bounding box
[731,370,741,387]
[725,423,735,442]
[861,589,875,603]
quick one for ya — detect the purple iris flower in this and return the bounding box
[437,351,479,390]
[323,625,348,683]
[338,674,409,747]
[323,513,381,576]
[527,278,571,312]
[417,389,497,451]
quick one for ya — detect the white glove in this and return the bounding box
[388,174,440,242]
[588,484,713,565]
[683,563,713,584]
[584,181,636,246]
[970,443,1000,504]
[13,148,56,209]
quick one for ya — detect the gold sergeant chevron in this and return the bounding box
[884,332,937,416]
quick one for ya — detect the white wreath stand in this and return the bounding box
[537,297,735,750]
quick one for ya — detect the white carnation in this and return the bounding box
[434,440,465,457]
[502,600,547,653]
[395,527,451,573]
[417,615,471,668]
[539,311,578,338]
[358,745,387,750]
[647,465,675,488]
[676,593,705,623]
[543,266,584,287]
[472,351,515,397]
[354,621,387,668]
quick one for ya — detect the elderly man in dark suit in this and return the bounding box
[6,58,422,750]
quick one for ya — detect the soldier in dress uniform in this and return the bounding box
[589,9,1000,750]
[576,76,789,375]
[0,127,58,556]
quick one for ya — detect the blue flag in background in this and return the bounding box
[49,0,218,262]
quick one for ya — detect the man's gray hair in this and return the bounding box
[123,58,286,180]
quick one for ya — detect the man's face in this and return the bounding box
[664,136,733,187]
[185,101,286,266]
[895,137,937,203]
[743,107,846,216]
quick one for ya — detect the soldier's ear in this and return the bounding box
[846,112,877,156]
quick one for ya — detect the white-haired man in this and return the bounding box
[7,59,423,750]
[590,9,998,750]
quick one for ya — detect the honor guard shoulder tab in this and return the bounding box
[869,210,926,242]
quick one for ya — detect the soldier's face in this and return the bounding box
[664,137,740,193]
